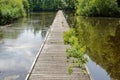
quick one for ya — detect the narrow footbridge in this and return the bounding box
[26,10,91,80]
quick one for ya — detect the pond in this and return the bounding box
[0,12,56,80]
[67,15,120,80]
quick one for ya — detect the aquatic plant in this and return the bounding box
[63,28,88,74]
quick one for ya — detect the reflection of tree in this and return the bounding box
[69,16,120,80]
[28,12,55,35]
[3,24,23,39]
[0,29,3,38]
[41,30,47,38]
[107,25,120,79]
[0,28,4,44]
[0,18,28,39]
[0,12,56,40]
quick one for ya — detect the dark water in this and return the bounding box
[67,15,120,80]
[0,12,56,80]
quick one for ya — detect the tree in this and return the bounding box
[76,0,120,17]
[28,0,74,11]
[117,0,120,7]
[0,0,29,25]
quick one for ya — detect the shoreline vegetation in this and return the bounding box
[76,0,120,17]
[0,0,75,25]
[0,0,29,25]
[1,0,120,25]
[63,28,88,74]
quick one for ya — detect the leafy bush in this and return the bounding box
[63,28,88,74]
[76,0,120,17]
[63,28,75,44]
[0,0,29,25]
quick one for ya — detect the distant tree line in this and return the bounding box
[0,0,75,25]
[1,0,120,25]
[75,0,120,17]
[28,0,75,11]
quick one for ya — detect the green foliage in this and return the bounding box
[28,0,75,11]
[65,0,77,10]
[117,0,120,7]
[23,0,30,13]
[63,28,88,74]
[0,0,29,25]
[63,28,75,44]
[68,65,73,74]
[76,0,120,17]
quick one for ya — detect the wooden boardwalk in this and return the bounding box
[27,10,91,80]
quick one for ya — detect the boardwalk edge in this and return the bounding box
[25,25,52,80]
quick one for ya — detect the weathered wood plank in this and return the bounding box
[27,10,91,80]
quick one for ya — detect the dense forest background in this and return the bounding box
[0,0,75,25]
[29,0,75,11]
[76,0,120,17]
[0,0,120,25]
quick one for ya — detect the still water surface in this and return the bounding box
[68,15,120,80]
[0,12,55,80]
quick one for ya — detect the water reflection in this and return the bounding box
[68,16,120,80]
[0,12,55,80]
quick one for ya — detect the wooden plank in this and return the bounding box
[27,10,92,80]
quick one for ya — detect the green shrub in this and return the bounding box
[0,0,29,25]
[28,0,76,11]
[63,28,75,44]
[63,28,88,74]
[76,0,120,17]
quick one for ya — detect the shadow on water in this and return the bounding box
[0,12,56,80]
[68,15,120,80]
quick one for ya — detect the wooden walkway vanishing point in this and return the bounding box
[26,10,91,80]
